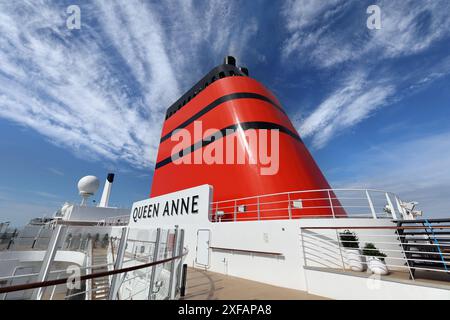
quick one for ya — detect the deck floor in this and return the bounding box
[181,268,326,300]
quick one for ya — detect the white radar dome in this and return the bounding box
[77,175,100,196]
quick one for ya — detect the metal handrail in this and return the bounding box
[0,262,117,282]
[302,226,450,230]
[301,223,450,282]
[215,214,382,222]
[0,248,188,294]
[210,188,404,222]
[210,246,283,256]
[211,188,400,204]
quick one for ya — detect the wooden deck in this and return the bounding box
[181,268,326,300]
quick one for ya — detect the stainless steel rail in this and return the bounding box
[0,248,188,295]
[300,222,450,283]
[210,188,406,222]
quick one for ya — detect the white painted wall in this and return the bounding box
[128,185,450,299]
[305,268,450,300]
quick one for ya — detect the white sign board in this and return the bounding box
[128,184,212,227]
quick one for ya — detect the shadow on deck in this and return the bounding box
[181,268,326,300]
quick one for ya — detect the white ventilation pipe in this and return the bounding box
[99,173,114,208]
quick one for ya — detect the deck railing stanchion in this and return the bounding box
[148,228,161,300]
[335,229,346,271]
[328,190,335,218]
[288,193,292,219]
[300,230,307,267]
[395,196,405,219]
[31,225,64,300]
[385,193,397,220]
[168,227,179,299]
[108,227,129,300]
[395,227,415,281]
[49,273,61,300]
[366,190,377,219]
[180,264,188,297]
[175,229,185,297]
[257,197,260,220]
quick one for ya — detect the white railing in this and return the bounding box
[0,227,187,300]
[300,222,450,284]
[102,215,130,226]
[210,188,406,222]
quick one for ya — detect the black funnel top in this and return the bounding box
[107,173,115,183]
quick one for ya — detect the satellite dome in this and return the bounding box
[77,175,100,196]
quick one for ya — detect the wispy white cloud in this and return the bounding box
[282,0,450,67]
[332,131,450,217]
[282,0,450,148]
[298,71,394,148]
[33,191,60,199]
[0,1,259,169]
[368,0,450,58]
[48,168,64,176]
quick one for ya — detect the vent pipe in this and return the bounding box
[239,67,249,76]
[98,173,114,208]
[224,56,236,66]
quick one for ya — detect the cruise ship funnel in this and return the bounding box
[151,57,344,219]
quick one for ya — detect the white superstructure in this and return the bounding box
[1,175,449,300]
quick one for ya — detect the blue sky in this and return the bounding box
[0,0,449,226]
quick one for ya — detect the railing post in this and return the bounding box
[385,193,398,220]
[257,197,260,221]
[180,264,188,297]
[148,228,161,300]
[85,239,93,300]
[175,229,185,296]
[168,227,179,300]
[234,200,237,222]
[327,190,335,218]
[108,227,129,300]
[288,193,292,219]
[32,225,64,300]
[395,196,405,219]
[366,190,377,219]
[49,273,61,300]
[395,227,415,281]
[300,230,307,267]
[32,226,44,249]
[335,229,346,271]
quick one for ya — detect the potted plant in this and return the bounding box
[339,230,365,272]
[363,243,389,275]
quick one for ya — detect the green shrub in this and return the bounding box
[339,230,360,249]
[363,243,387,261]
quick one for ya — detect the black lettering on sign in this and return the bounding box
[143,205,148,218]
[132,193,201,222]
[192,195,199,214]
[163,202,169,216]
[153,203,159,217]
[181,197,190,215]
[171,199,179,215]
